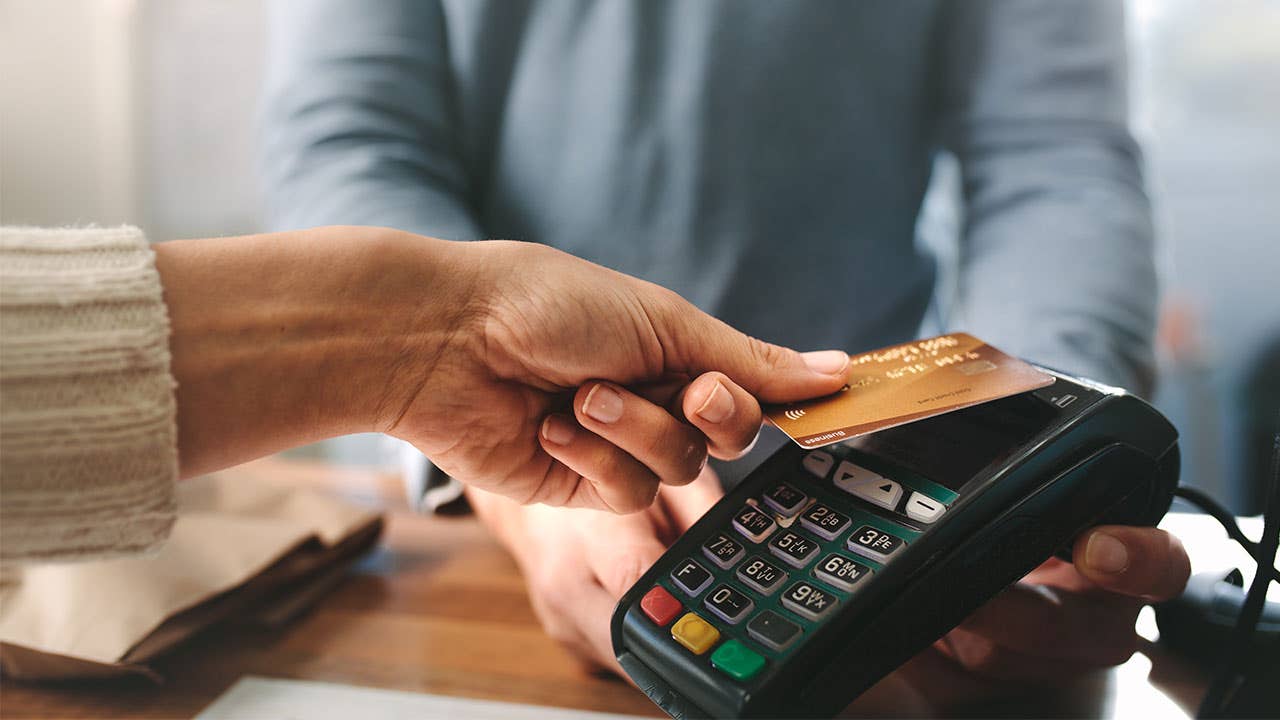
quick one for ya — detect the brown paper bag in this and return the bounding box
[0,471,383,681]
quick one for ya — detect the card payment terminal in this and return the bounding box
[611,367,1179,718]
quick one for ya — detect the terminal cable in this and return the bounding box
[1191,411,1279,719]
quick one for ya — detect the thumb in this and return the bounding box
[658,301,849,403]
[1073,526,1191,601]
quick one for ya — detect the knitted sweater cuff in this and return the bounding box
[1,226,177,562]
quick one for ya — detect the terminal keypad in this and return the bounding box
[636,440,957,686]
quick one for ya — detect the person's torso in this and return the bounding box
[443,0,946,351]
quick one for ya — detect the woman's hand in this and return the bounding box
[157,227,848,512]
[380,235,850,512]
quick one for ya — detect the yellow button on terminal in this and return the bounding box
[671,612,720,655]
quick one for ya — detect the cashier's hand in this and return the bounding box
[475,470,1190,690]
[931,525,1191,685]
[469,466,726,673]
[388,238,849,514]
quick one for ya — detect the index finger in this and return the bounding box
[1072,526,1191,601]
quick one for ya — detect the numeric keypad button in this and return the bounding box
[704,584,754,624]
[768,530,820,568]
[671,558,713,596]
[702,533,746,569]
[799,503,851,540]
[847,525,907,563]
[732,505,777,543]
[814,553,870,591]
[747,610,803,651]
[763,483,807,517]
[736,555,788,595]
[781,581,838,621]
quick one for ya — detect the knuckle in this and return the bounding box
[682,442,709,483]
[665,430,707,484]
[529,576,570,609]
[543,620,577,648]
[621,480,660,513]
[749,337,789,369]
[591,448,630,488]
[601,550,657,597]
[530,562,578,612]
[640,422,674,461]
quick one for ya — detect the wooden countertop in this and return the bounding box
[0,458,1211,718]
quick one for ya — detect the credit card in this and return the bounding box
[767,333,1055,449]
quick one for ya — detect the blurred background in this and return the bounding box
[2,0,1276,513]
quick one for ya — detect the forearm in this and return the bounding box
[154,226,476,476]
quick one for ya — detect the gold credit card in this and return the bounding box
[766,333,1054,449]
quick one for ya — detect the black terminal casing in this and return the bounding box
[611,368,1179,719]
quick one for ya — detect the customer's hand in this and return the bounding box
[468,467,725,673]
[382,236,850,512]
[931,525,1190,684]
[158,227,848,512]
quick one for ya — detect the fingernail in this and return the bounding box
[541,415,575,446]
[1086,532,1130,574]
[695,381,734,424]
[583,383,624,424]
[802,350,849,376]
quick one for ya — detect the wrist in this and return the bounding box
[312,227,483,434]
[155,226,476,475]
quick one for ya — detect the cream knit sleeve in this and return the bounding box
[1,226,177,562]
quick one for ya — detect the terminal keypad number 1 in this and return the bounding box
[634,443,958,684]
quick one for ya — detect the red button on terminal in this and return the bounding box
[640,586,683,626]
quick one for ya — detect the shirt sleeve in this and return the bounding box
[0,226,177,562]
[259,0,484,240]
[937,0,1158,395]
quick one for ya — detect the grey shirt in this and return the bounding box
[261,0,1156,393]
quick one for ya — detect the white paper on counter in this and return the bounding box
[196,676,648,720]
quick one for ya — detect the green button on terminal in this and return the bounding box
[711,639,766,681]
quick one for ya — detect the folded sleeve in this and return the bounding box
[1,226,177,562]
[937,0,1158,394]
[259,0,483,240]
